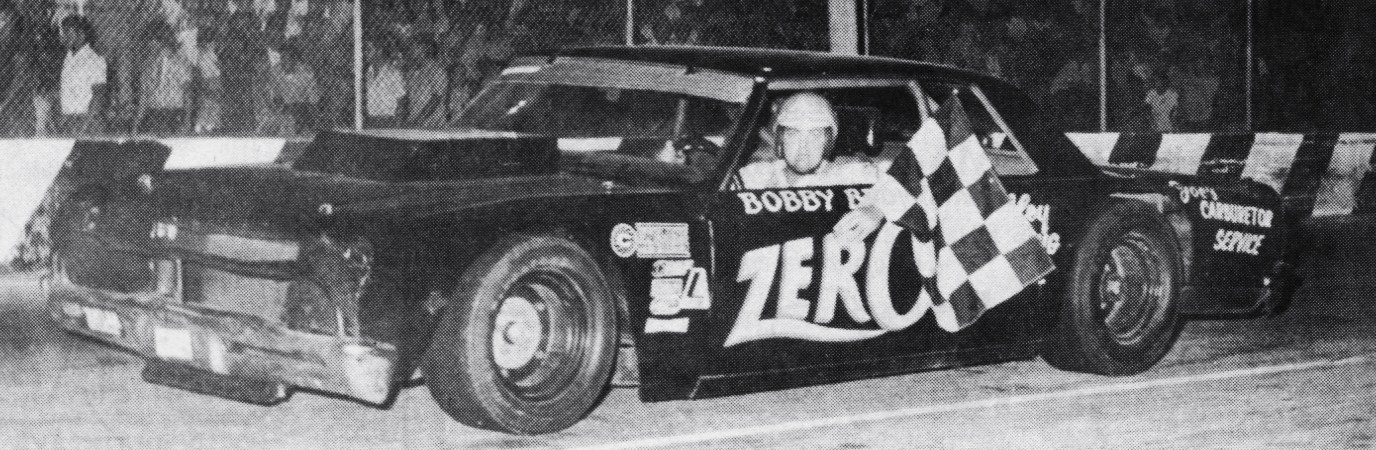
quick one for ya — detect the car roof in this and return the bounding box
[544,45,1002,84]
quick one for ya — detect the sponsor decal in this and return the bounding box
[650,260,710,316]
[726,223,929,346]
[612,223,690,258]
[847,188,1059,255]
[633,223,691,258]
[1214,229,1265,256]
[645,317,690,334]
[1199,200,1274,228]
[650,278,685,302]
[1167,180,1220,204]
[652,259,695,278]
[737,189,836,214]
[1009,193,1061,255]
[610,223,637,258]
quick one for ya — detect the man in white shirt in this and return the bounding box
[1144,73,1179,133]
[58,15,105,135]
[737,92,877,189]
[365,41,405,128]
[137,20,195,135]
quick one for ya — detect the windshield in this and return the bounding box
[455,82,743,140]
[452,77,746,185]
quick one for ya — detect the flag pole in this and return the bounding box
[625,0,634,45]
[353,0,363,130]
[1099,0,1107,132]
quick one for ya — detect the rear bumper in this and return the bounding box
[46,271,398,405]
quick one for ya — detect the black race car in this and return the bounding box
[46,46,1301,435]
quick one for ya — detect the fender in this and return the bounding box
[1151,177,1291,315]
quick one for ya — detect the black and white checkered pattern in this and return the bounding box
[868,91,1055,332]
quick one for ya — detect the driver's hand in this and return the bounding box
[833,204,885,245]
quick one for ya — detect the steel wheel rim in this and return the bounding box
[1095,230,1170,346]
[489,270,592,402]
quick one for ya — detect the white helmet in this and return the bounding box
[774,92,837,131]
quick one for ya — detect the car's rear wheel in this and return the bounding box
[1043,201,1184,376]
[422,234,617,435]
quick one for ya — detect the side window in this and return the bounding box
[918,83,1039,177]
[733,84,921,190]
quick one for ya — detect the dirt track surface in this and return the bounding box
[2,221,1375,449]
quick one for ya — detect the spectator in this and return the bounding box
[220,10,265,134]
[641,0,701,45]
[307,3,353,129]
[271,41,319,134]
[365,41,405,127]
[256,10,290,132]
[193,25,223,133]
[1172,56,1219,130]
[57,15,106,135]
[403,34,446,128]
[1144,72,1179,133]
[137,20,195,135]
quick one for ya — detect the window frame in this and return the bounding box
[720,77,928,191]
[912,79,1041,177]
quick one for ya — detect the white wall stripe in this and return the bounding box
[1241,133,1305,193]
[0,140,76,263]
[1150,133,1212,176]
[571,354,1374,450]
[1313,133,1376,217]
[1065,132,1119,166]
[161,138,288,169]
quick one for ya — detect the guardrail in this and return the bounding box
[4,133,1373,268]
[1066,132,1376,218]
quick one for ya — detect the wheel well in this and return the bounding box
[415,221,632,344]
[1108,192,1193,283]
[381,214,636,389]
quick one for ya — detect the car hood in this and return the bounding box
[142,164,647,233]
[131,130,696,238]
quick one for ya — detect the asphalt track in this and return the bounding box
[2,219,1375,449]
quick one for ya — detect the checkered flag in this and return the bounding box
[866,90,1055,332]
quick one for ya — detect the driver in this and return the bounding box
[737,92,877,189]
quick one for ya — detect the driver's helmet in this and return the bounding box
[773,92,838,157]
[774,92,837,132]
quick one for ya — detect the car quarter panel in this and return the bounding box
[1105,172,1292,315]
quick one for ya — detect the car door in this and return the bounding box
[694,79,1035,393]
[917,81,1108,339]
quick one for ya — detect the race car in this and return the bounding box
[45,46,1302,435]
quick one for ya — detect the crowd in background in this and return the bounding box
[871,0,1100,130]
[359,0,827,128]
[359,0,624,128]
[0,0,1370,136]
[0,0,356,137]
[1105,0,1245,133]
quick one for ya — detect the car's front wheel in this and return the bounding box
[1043,201,1184,376]
[422,233,617,435]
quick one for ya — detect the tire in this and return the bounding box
[1043,201,1184,376]
[422,233,617,435]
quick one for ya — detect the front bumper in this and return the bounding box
[46,269,398,405]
